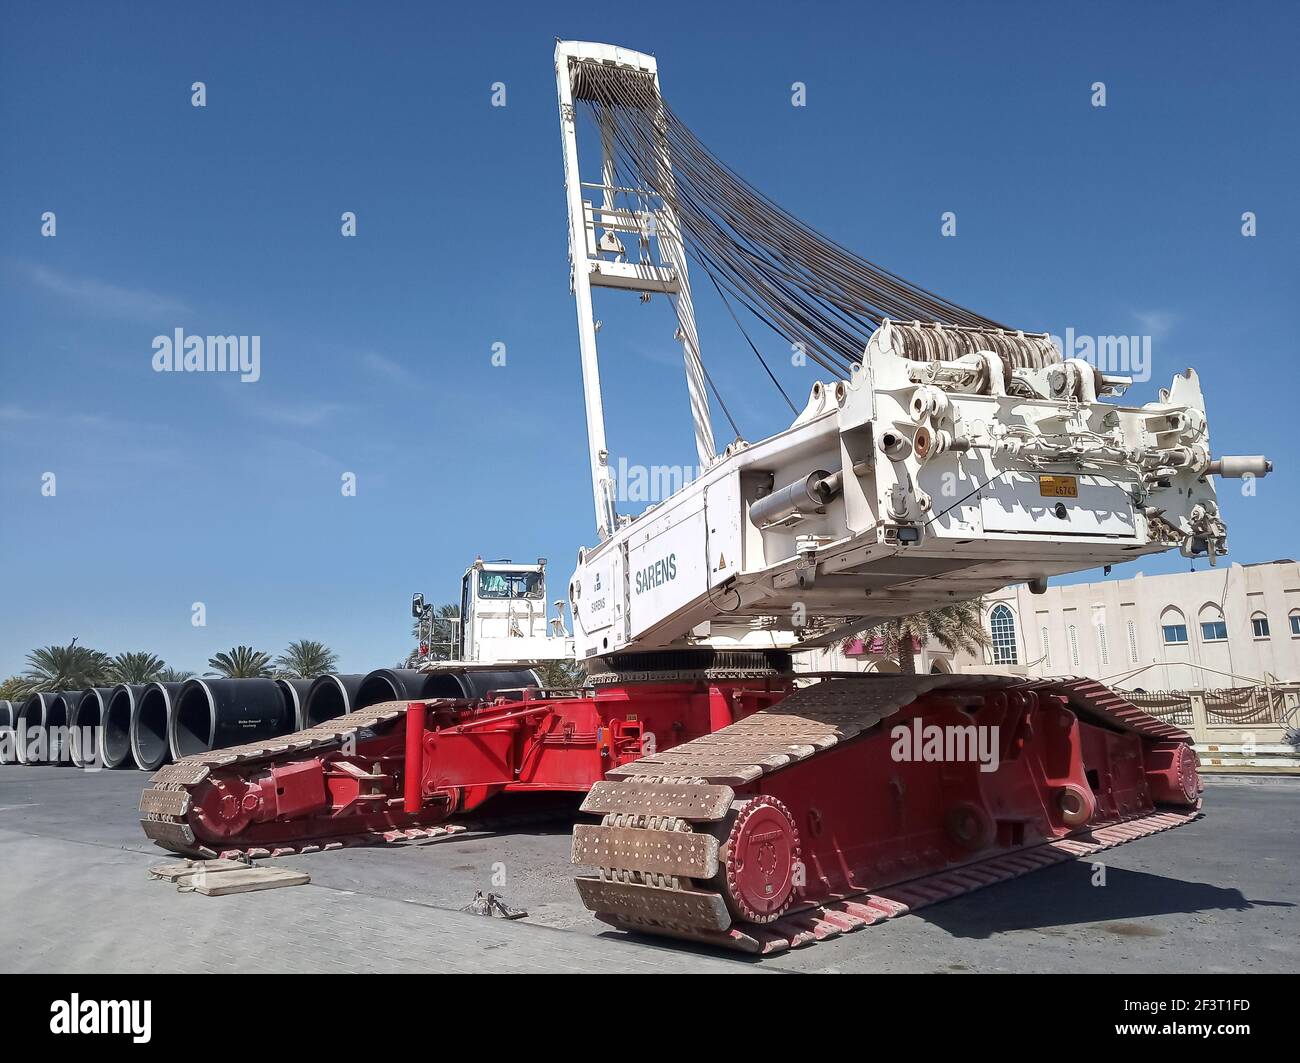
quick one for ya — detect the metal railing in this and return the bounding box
[1124,681,1300,747]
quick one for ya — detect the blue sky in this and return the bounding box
[1,0,1296,678]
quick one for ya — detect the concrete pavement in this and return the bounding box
[0,766,1295,973]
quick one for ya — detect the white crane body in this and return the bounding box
[553,40,1265,665]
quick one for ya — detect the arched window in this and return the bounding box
[1251,612,1271,639]
[1290,609,1300,637]
[1161,607,1188,646]
[1068,625,1080,667]
[1199,604,1227,642]
[1097,622,1110,667]
[1040,626,1051,668]
[1127,619,1140,663]
[989,604,1018,664]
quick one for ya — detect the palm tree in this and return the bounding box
[274,640,339,679]
[158,667,195,683]
[21,643,112,692]
[206,646,274,679]
[108,651,166,684]
[410,603,461,664]
[845,600,991,674]
[535,659,586,688]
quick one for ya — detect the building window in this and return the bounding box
[1096,623,1110,667]
[989,604,1018,664]
[1040,626,1051,668]
[1251,614,1270,639]
[1289,610,1300,637]
[1127,619,1139,663]
[1068,625,1080,668]
[1200,619,1228,642]
[1163,624,1188,645]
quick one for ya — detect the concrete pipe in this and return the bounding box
[101,684,150,769]
[453,668,543,701]
[0,700,15,765]
[69,687,114,768]
[15,691,61,765]
[303,673,365,727]
[356,667,541,709]
[132,682,185,771]
[169,678,293,759]
[46,692,83,765]
[275,678,315,732]
[47,691,87,764]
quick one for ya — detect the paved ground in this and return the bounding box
[0,766,1295,973]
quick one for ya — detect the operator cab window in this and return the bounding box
[478,571,544,600]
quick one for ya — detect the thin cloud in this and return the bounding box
[240,394,349,428]
[361,351,417,384]
[0,403,120,429]
[1132,310,1176,339]
[24,263,191,321]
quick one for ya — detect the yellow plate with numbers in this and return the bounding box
[1039,474,1079,498]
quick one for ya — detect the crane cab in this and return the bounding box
[459,559,572,665]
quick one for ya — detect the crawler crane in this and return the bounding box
[140,41,1269,954]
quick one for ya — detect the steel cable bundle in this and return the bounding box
[573,63,1011,380]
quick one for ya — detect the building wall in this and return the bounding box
[794,640,956,676]
[953,560,1300,691]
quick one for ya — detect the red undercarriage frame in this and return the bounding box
[184,678,1200,904]
[716,689,1199,923]
[185,682,790,850]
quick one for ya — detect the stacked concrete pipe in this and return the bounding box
[69,686,114,768]
[15,691,62,764]
[275,677,315,731]
[303,673,365,726]
[101,684,149,769]
[132,681,185,771]
[355,667,542,709]
[0,700,15,764]
[49,691,87,765]
[168,677,294,759]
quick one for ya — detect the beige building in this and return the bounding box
[954,559,1300,692]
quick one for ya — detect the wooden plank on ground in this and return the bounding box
[179,867,310,896]
[149,858,249,881]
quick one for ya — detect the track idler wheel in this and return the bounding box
[1144,742,1201,807]
[712,796,802,924]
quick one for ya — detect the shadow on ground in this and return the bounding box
[912,860,1293,939]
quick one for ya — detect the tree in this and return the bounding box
[844,600,991,674]
[0,675,28,701]
[274,640,339,679]
[21,643,112,692]
[158,667,195,683]
[535,659,587,688]
[108,651,166,685]
[409,603,461,665]
[206,646,274,679]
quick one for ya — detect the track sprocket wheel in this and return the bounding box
[715,796,802,924]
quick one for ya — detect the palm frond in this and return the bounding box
[206,646,275,679]
[273,640,339,679]
[108,651,166,685]
[21,644,112,691]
